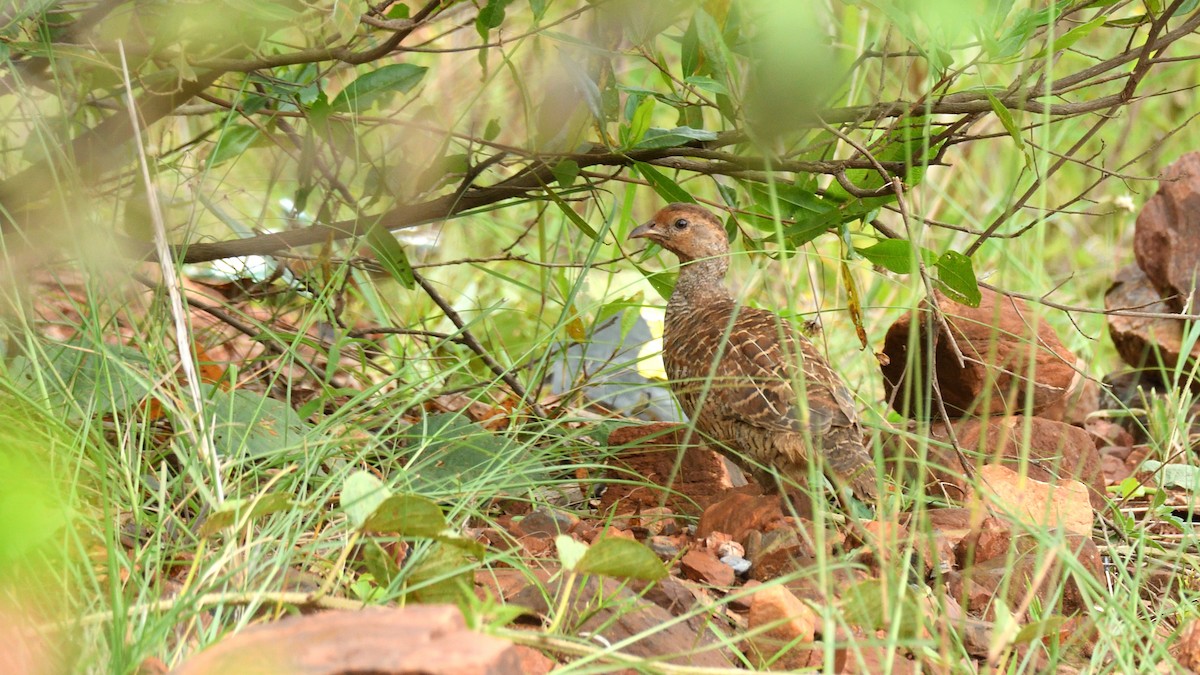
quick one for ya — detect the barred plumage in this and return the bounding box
[630,203,877,502]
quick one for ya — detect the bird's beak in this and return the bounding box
[629,220,656,240]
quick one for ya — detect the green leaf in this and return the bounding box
[986,94,1025,152]
[407,542,474,606]
[208,125,259,167]
[625,96,656,148]
[550,159,580,189]
[631,262,676,301]
[633,162,693,204]
[934,250,982,307]
[342,471,390,531]
[1036,14,1106,57]
[364,539,400,585]
[693,11,730,91]
[782,209,845,247]
[746,181,832,218]
[632,126,717,150]
[198,492,294,538]
[987,94,1035,171]
[545,186,599,241]
[363,493,448,536]
[402,414,524,493]
[1012,614,1070,638]
[331,64,427,112]
[328,0,367,42]
[0,399,79,565]
[365,225,416,289]
[681,17,700,76]
[205,386,331,458]
[684,75,728,95]
[556,534,588,570]
[483,118,501,141]
[842,579,925,641]
[825,117,941,207]
[857,239,921,274]
[1140,460,1200,492]
[10,337,154,419]
[476,0,509,39]
[575,537,668,581]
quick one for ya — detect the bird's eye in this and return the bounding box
[673,218,689,230]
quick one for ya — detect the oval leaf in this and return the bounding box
[857,239,919,274]
[366,225,415,289]
[634,162,694,204]
[341,470,390,531]
[208,125,259,167]
[934,250,981,307]
[331,64,428,112]
[556,534,588,571]
[632,126,717,150]
[363,493,447,537]
[576,537,667,581]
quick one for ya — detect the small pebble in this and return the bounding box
[648,536,681,561]
[717,540,745,559]
[720,554,752,575]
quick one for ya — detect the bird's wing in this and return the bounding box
[716,308,857,436]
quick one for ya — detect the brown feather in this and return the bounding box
[631,203,877,501]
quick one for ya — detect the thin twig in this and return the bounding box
[412,270,545,418]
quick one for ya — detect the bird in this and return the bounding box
[629,202,878,505]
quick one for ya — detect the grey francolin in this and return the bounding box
[630,203,877,503]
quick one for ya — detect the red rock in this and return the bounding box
[637,506,680,536]
[949,571,1002,617]
[1101,454,1133,485]
[680,549,736,587]
[910,416,1107,510]
[958,533,1103,619]
[1044,375,1100,426]
[598,526,636,541]
[1086,418,1135,450]
[647,535,682,560]
[749,527,820,581]
[728,579,761,613]
[1175,618,1200,670]
[515,507,578,537]
[745,584,818,670]
[852,520,909,572]
[602,423,736,517]
[518,534,553,557]
[834,645,918,674]
[880,288,1079,419]
[136,657,169,675]
[954,516,1012,567]
[475,567,553,603]
[967,465,1094,537]
[697,493,786,543]
[1100,444,1133,461]
[513,646,554,674]
[1134,151,1200,313]
[632,576,698,615]
[515,577,734,668]
[1106,265,1200,373]
[173,605,522,675]
[904,507,976,574]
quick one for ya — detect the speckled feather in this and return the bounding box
[631,203,877,500]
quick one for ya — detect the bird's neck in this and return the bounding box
[669,257,732,308]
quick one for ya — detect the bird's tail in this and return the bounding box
[825,428,879,502]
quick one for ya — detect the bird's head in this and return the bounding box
[629,203,730,263]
